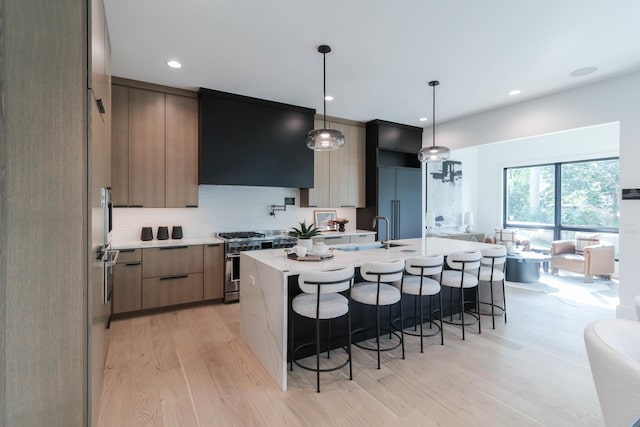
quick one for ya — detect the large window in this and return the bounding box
[504,158,619,253]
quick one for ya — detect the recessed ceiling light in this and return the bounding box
[419,117,428,122]
[508,89,521,96]
[167,60,182,69]
[570,66,598,77]
[324,95,334,101]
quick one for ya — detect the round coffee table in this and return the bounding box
[505,252,550,283]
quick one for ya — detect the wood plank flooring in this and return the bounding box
[97,282,612,426]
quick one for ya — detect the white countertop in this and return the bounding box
[112,236,224,250]
[242,237,497,275]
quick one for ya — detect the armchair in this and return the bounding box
[549,237,614,283]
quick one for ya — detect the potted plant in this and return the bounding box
[288,220,320,251]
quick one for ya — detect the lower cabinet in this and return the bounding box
[313,234,375,245]
[204,244,224,300]
[350,234,376,244]
[142,273,204,310]
[113,249,142,314]
[314,235,351,245]
[112,243,224,315]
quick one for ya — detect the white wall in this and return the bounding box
[421,70,640,319]
[453,122,619,235]
[112,185,358,241]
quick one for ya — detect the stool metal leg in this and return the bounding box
[502,279,508,323]
[438,291,444,345]
[460,286,465,340]
[316,316,321,393]
[400,298,405,360]
[419,293,424,353]
[476,285,482,334]
[376,303,381,369]
[490,280,496,329]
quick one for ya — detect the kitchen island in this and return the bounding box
[240,237,496,390]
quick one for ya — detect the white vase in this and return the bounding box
[297,238,313,252]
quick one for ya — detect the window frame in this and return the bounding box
[502,156,620,241]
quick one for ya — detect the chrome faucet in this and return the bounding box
[372,216,390,249]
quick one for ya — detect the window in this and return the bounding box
[504,158,619,254]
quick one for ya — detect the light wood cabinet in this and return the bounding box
[140,245,204,309]
[349,234,375,244]
[142,273,204,310]
[313,234,375,245]
[203,244,224,300]
[112,249,142,314]
[113,244,224,313]
[111,85,129,206]
[129,88,166,207]
[301,118,365,208]
[111,80,199,207]
[165,94,198,207]
[142,245,203,278]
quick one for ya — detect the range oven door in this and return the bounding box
[225,253,240,303]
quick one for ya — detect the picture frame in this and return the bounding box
[314,209,337,231]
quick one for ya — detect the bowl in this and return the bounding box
[313,242,329,255]
[294,245,308,257]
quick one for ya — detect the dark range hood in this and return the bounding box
[198,88,315,188]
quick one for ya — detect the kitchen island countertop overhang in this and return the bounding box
[239,237,499,390]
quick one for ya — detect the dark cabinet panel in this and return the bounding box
[370,120,423,154]
[199,88,315,188]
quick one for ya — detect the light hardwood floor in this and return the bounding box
[97,281,613,426]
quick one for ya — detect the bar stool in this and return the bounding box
[351,259,405,369]
[478,246,507,329]
[440,251,482,340]
[289,265,355,392]
[394,255,445,352]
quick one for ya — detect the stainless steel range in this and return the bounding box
[218,230,297,303]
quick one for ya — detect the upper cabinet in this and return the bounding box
[301,117,366,208]
[111,79,198,208]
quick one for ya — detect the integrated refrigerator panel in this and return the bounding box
[376,166,422,241]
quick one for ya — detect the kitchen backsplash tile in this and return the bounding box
[112,185,357,242]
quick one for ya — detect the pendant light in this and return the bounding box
[306,45,345,151]
[418,80,450,162]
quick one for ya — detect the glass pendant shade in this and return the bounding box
[418,145,450,162]
[308,44,345,151]
[418,80,450,163]
[307,128,345,151]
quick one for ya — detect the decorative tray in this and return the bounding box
[287,252,334,262]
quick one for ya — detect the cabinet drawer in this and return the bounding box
[142,273,203,309]
[142,245,203,278]
[316,235,350,245]
[350,234,375,244]
[115,248,141,263]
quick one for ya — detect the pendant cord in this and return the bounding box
[432,84,436,148]
[323,52,327,129]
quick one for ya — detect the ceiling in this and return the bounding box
[104,0,640,126]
